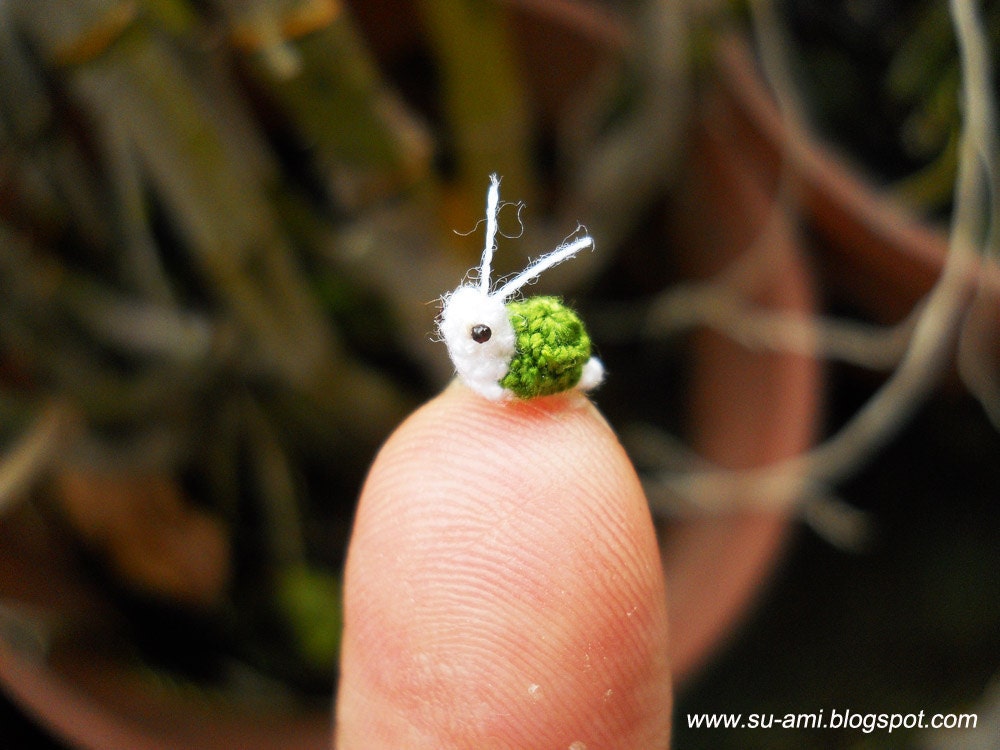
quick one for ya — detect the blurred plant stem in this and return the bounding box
[0,0,436,694]
[416,0,536,217]
[0,403,76,516]
[7,0,411,446]
[219,0,433,210]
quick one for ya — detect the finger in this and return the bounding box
[335,384,671,749]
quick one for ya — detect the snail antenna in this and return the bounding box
[495,233,594,300]
[480,174,501,293]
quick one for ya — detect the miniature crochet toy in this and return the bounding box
[438,175,604,401]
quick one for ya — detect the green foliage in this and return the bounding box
[277,564,343,671]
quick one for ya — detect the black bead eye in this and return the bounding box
[471,324,492,343]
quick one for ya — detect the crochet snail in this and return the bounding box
[438,175,604,401]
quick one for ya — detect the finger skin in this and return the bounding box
[335,384,671,749]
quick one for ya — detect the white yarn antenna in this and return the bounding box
[473,174,595,300]
[494,234,594,300]
[479,173,501,293]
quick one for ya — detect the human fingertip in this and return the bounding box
[335,383,671,749]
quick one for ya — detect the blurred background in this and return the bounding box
[0,0,997,747]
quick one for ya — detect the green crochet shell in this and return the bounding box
[499,296,592,399]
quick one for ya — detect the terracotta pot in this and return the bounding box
[658,47,817,682]
[0,504,332,750]
[0,643,330,750]
[659,35,956,683]
[712,37,950,321]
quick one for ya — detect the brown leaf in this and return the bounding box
[55,470,230,608]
